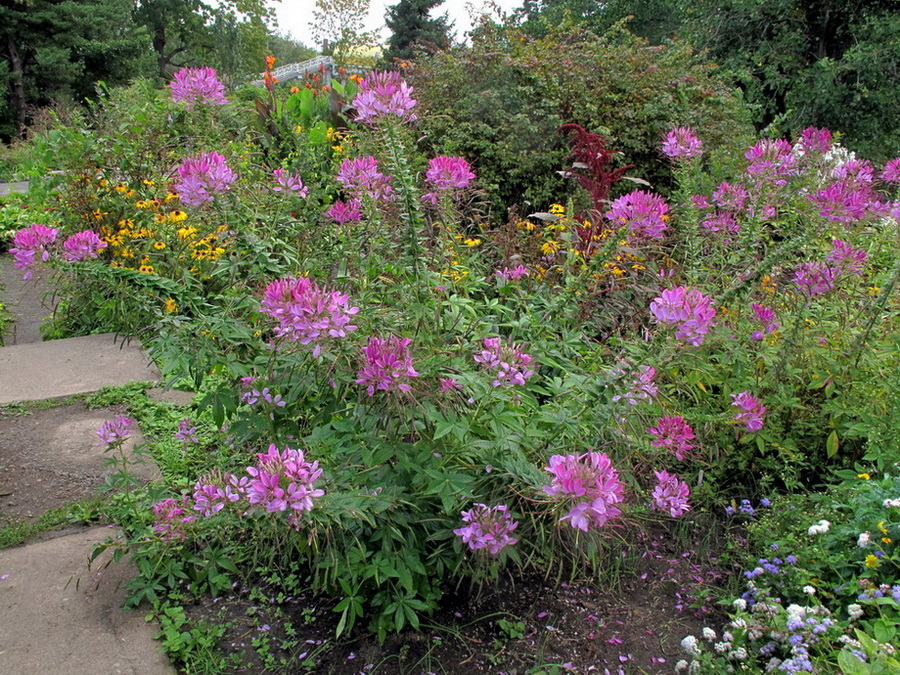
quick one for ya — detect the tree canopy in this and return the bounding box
[383,0,453,64]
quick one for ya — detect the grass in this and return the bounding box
[0,497,107,549]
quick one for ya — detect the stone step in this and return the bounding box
[0,527,175,674]
[0,333,160,405]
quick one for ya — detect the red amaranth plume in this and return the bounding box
[558,123,632,213]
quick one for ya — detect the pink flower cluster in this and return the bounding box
[796,127,833,156]
[881,158,900,184]
[544,452,625,531]
[605,189,670,239]
[496,265,530,280]
[650,470,690,517]
[356,335,419,395]
[425,156,475,191]
[336,156,394,201]
[809,181,874,223]
[649,286,717,346]
[259,277,359,357]
[612,364,657,405]
[473,337,535,387]
[152,496,196,541]
[744,139,797,185]
[827,239,867,276]
[454,503,519,554]
[793,262,838,297]
[271,169,309,196]
[731,391,766,432]
[10,224,58,279]
[170,66,229,108]
[192,472,248,517]
[750,303,780,341]
[326,199,362,225]
[661,127,703,161]
[352,70,417,123]
[97,415,135,445]
[175,151,236,206]
[62,230,107,262]
[647,415,695,460]
[246,444,325,530]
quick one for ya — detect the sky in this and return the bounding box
[269,0,523,49]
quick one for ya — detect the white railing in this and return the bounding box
[250,56,372,88]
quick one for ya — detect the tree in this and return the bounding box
[309,0,381,66]
[266,32,317,66]
[0,0,152,140]
[383,0,452,63]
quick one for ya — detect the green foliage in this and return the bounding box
[383,0,453,64]
[409,22,754,218]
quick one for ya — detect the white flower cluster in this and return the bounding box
[883,498,900,508]
[848,603,864,621]
[802,585,816,595]
[858,531,871,547]
[681,635,701,656]
[808,519,830,535]
[732,598,747,611]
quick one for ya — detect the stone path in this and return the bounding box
[0,249,176,674]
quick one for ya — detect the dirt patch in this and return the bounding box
[0,401,157,525]
[184,525,731,674]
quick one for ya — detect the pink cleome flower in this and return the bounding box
[326,199,362,225]
[356,335,420,395]
[880,158,900,184]
[352,70,417,123]
[793,262,838,297]
[192,471,247,518]
[97,415,135,445]
[62,230,107,262]
[336,156,394,201]
[496,265,530,281]
[10,224,58,280]
[544,452,625,531]
[661,127,703,161]
[744,139,796,185]
[175,151,236,206]
[647,415,695,460]
[796,127,833,156]
[731,391,766,432]
[170,66,229,108]
[650,470,691,517]
[473,337,535,387]
[259,276,359,357]
[245,444,324,530]
[612,364,658,405]
[271,169,309,196]
[454,503,519,555]
[649,286,717,346]
[152,496,196,541]
[605,190,670,239]
[826,239,867,276]
[425,156,475,191]
[750,303,780,341]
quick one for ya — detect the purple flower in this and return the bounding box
[425,156,475,191]
[701,211,739,234]
[605,190,670,239]
[731,391,765,432]
[796,127,833,155]
[650,470,690,517]
[325,199,362,225]
[750,303,780,341]
[794,262,837,297]
[454,503,519,554]
[496,265,530,280]
[174,418,198,444]
[661,127,703,161]
[352,70,417,123]
[356,335,419,395]
[880,158,900,184]
[473,337,535,387]
[192,471,247,517]
[649,286,717,346]
[544,452,625,530]
[827,239,866,275]
[152,496,196,541]
[647,415,695,460]
[170,66,229,108]
[336,156,393,201]
[245,444,324,529]
[175,152,237,206]
[833,159,874,186]
[712,182,749,213]
[61,230,107,262]
[809,182,874,222]
[744,139,796,185]
[271,169,309,196]
[9,224,58,279]
[97,415,135,445]
[260,277,359,356]
[612,364,657,405]
[439,377,463,393]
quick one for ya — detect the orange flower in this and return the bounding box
[265,55,276,69]
[290,86,299,94]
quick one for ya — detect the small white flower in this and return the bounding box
[733,647,748,661]
[858,531,871,547]
[848,603,864,621]
[732,598,747,611]
[688,662,701,675]
[803,585,816,595]
[675,659,689,672]
[730,617,748,630]
[883,498,900,508]
[702,627,717,641]
[807,519,830,535]
[723,631,735,642]
[715,641,731,653]
[681,635,700,656]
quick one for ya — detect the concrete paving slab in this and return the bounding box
[0,527,175,674]
[0,333,159,404]
[0,180,29,197]
[0,402,162,524]
[145,387,195,406]
[0,256,54,345]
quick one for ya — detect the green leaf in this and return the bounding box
[838,650,868,675]
[873,618,895,643]
[827,430,839,458]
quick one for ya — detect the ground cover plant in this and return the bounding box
[4,39,900,673]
